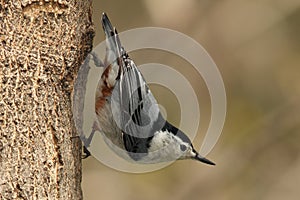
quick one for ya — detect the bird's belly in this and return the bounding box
[96,103,124,148]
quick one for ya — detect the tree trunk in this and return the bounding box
[0,0,94,199]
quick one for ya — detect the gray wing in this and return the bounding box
[112,60,165,138]
[102,13,166,159]
[111,59,166,160]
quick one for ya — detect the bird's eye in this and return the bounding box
[180,144,187,152]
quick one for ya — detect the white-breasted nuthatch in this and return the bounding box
[92,13,215,165]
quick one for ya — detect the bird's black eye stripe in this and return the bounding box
[180,144,187,152]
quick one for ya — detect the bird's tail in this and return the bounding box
[101,13,124,69]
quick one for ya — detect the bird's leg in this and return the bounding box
[71,120,99,159]
[71,51,104,159]
[79,120,100,159]
[82,146,91,159]
[70,134,91,159]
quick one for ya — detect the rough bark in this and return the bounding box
[0,0,94,199]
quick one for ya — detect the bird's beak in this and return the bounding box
[190,148,215,165]
[193,153,216,166]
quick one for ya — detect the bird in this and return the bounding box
[93,13,215,165]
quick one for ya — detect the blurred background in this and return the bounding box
[82,0,300,199]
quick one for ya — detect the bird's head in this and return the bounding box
[178,143,216,165]
[149,121,215,165]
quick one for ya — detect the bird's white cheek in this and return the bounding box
[148,132,170,152]
[147,131,185,161]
